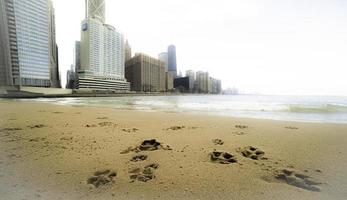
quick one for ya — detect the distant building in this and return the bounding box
[125,40,132,62]
[125,53,166,92]
[166,72,174,91]
[186,70,196,92]
[196,71,210,93]
[77,0,129,91]
[0,0,59,88]
[74,41,81,71]
[210,78,222,94]
[168,45,177,78]
[66,65,75,89]
[174,77,190,92]
[158,52,168,72]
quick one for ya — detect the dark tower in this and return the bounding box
[167,45,177,78]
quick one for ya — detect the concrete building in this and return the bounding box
[158,52,168,72]
[0,0,60,88]
[186,70,195,92]
[166,72,174,91]
[125,53,166,92]
[77,0,129,91]
[210,78,222,94]
[196,71,210,93]
[168,45,177,77]
[124,40,132,62]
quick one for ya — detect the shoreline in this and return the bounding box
[1,100,347,199]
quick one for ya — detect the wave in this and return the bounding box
[288,104,347,113]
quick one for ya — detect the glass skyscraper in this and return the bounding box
[0,0,59,87]
[168,45,177,78]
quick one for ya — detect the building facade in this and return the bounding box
[125,53,166,92]
[77,0,129,91]
[168,45,177,77]
[196,71,210,93]
[0,0,59,88]
[158,52,168,72]
[124,40,132,62]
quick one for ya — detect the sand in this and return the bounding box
[0,99,347,200]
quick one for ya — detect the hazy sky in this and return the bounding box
[52,0,347,96]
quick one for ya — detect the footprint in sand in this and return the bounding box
[212,139,224,145]
[87,170,117,188]
[28,124,46,129]
[285,126,299,130]
[167,126,186,131]
[239,146,266,160]
[121,139,172,154]
[210,151,237,164]
[129,163,159,182]
[131,155,148,162]
[122,128,138,133]
[235,125,248,129]
[274,169,321,192]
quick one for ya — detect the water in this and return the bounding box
[20,95,347,124]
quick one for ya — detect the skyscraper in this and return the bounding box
[168,45,177,77]
[158,52,168,72]
[87,0,105,23]
[77,0,130,91]
[125,40,132,62]
[0,0,59,88]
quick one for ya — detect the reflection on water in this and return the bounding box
[20,95,347,123]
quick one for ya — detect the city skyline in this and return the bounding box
[52,0,346,95]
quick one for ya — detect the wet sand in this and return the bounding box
[0,100,347,200]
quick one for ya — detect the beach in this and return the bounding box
[0,100,347,200]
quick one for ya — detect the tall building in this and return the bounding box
[125,53,166,92]
[168,45,177,77]
[158,52,168,72]
[0,0,60,88]
[186,70,195,92]
[124,40,132,62]
[196,71,210,93]
[77,0,129,91]
[74,41,81,71]
[87,0,105,23]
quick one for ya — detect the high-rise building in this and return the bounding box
[77,0,130,91]
[125,53,166,92]
[158,52,168,72]
[196,71,210,93]
[186,70,195,92]
[87,0,105,23]
[74,41,81,71]
[168,45,177,77]
[124,40,132,62]
[0,0,60,88]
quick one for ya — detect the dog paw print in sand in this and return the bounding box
[235,125,248,129]
[131,155,148,162]
[87,170,117,188]
[210,151,237,164]
[285,126,299,130]
[239,146,266,160]
[121,139,172,154]
[122,128,139,133]
[274,169,321,192]
[212,139,224,145]
[27,124,46,129]
[129,163,159,182]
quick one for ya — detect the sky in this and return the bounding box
[52,0,347,96]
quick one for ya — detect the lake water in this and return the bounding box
[21,95,347,124]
